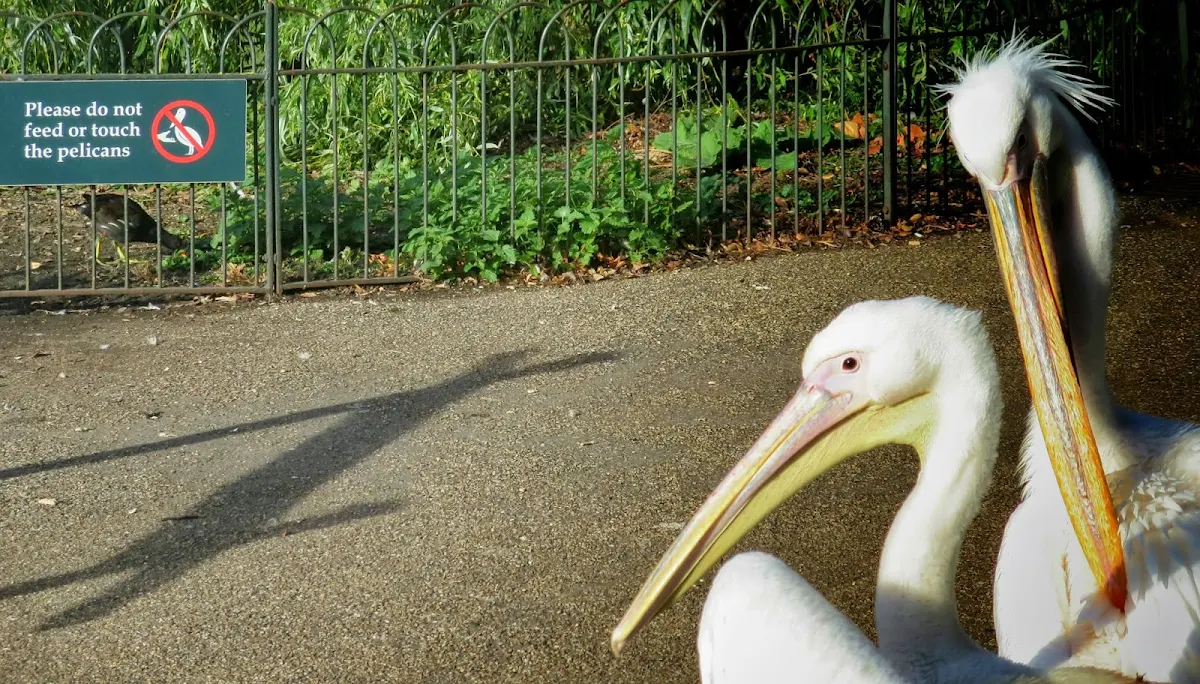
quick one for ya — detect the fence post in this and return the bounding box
[881,0,897,224]
[264,0,281,293]
[1181,0,1192,138]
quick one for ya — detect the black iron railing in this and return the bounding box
[0,0,1190,298]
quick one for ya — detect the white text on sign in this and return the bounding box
[21,101,146,163]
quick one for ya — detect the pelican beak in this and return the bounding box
[610,379,875,655]
[984,156,1128,610]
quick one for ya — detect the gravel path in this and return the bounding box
[0,197,1197,683]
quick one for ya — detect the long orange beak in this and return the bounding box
[984,156,1127,611]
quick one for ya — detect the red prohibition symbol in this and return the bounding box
[151,99,216,164]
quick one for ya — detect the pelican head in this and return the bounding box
[941,39,1108,190]
[939,37,1128,610]
[610,296,995,654]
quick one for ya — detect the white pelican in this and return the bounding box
[610,296,1144,683]
[940,37,1200,681]
[699,552,908,683]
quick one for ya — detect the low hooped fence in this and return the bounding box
[0,0,1191,299]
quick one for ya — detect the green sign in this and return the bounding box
[0,79,247,186]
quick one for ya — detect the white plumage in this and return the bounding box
[699,552,907,684]
[612,296,1146,683]
[941,36,1200,682]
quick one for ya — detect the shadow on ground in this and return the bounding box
[0,348,618,630]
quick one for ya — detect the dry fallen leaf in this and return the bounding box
[897,124,927,156]
[30,261,42,270]
[833,113,867,140]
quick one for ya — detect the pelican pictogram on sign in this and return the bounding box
[151,100,216,164]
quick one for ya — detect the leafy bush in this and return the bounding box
[650,97,883,173]
[3,0,1184,286]
[212,128,696,282]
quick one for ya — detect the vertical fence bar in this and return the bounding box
[122,190,130,289]
[938,0,947,214]
[902,4,912,215]
[817,49,824,233]
[670,36,678,239]
[301,58,311,285]
[331,61,341,280]
[838,35,846,234]
[535,59,544,232]
[362,49,371,279]
[768,31,776,241]
[862,41,869,224]
[564,40,572,213]
[719,48,727,241]
[1179,0,1190,142]
[265,0,280,293]
[591,44,600,206]
[643,49,652,233]
[23,187,31,291]
[787,43,796,234]
[880,0,897,224]
[55,187,63,290]
[792,45,800,236]
[694,41,703,244]
[744,21,753,244]
[508,55,516,241]
[922,42,931,207]
[619,56,627,207]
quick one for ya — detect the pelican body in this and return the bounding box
[941,38,1200,681]
[611,296,1145,683]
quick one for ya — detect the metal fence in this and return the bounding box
[0,0,1191,299]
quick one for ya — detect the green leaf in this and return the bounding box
[755,151,798,171]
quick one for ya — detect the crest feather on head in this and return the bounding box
[933,32,1114,123]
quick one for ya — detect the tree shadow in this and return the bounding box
[0,348,620,630]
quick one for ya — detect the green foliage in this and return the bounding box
[213,131,694,282]
[650,97,875,174]
[652,106,746,170]
[5,0,1138,174]
[1,0,1182,285]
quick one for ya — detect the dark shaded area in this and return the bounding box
[0,348,619,630]
[75,192,186,258]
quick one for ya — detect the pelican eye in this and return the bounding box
[842,356,859,372]
[1016,133,1028,150]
